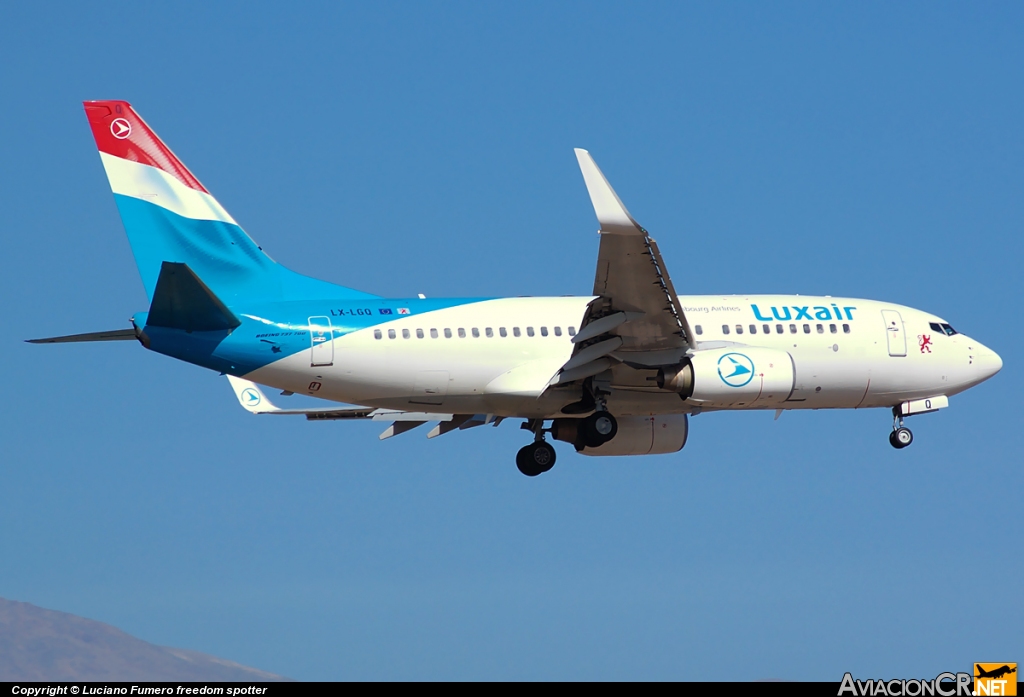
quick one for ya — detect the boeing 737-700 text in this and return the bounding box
[29,101,1003,476]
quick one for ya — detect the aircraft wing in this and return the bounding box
[552,150,694,385]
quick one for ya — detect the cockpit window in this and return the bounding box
[929,321,958,336]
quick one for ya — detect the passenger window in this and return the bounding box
[803,324,811,334]
[444,328,452,338]
[513,327,521,337]
[485,327,494,338]
[830,324,837,334]
[843,324,850,334]
[527,327,535,337]
[568,326,576,336]
[416,328,424,339]
[749,324,756,334]
[695,325,703,336]
[374,329,382,340]
[472,328,480,338]
[388,328,396,339]
[776,324,783,334]
[790,324,797,334]
[458,328,466,338]
[554,326,562,337]
[540,326,548,337]
[762,324,770,334]
[816,324,824,334]
[402,328,411,339]
[736,325,743,334]
[499,327,507,337]
[430,328,438,338]
[723,325,730,335]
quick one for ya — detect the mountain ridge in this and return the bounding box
[0,597,290,681]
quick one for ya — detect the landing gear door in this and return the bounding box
[881,310,907,357]
[309,316,334,367]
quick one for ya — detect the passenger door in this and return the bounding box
[309,316,334,367]
[881,310,907,357]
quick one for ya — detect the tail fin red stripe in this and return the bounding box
[84,100,209,193]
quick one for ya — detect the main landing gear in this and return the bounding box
[517,419,556,477]
[580,411,618,448]
[516,440,556,477]
[576,389,618,449]
[889,408,914,449]
[516,408,621,477]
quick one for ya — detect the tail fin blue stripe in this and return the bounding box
[114,195,378,304]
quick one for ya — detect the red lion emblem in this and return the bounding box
[918,335,932,353]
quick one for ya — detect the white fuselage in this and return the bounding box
[245,294,1002,418]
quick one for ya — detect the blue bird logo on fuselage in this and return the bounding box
[717,353,755,387]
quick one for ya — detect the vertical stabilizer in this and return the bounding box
[83,100,377,304]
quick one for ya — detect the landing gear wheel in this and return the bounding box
[516,441,557,477]
[582,412,618,447]
[890,427,913,449]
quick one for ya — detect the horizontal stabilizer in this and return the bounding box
[26,328,138,344]
[227,375,370,417]
[148,262,241,332]
[226,376,454,424]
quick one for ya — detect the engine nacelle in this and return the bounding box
[658,347,795,408]
[552,415,689,456]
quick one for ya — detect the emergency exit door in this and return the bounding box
[309,316,334,366]
[881,310,906,357]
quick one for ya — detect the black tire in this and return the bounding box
[894,427,913,448]
[516,442,556,476]
[583,412,618,447]
[889,431,901,449]
[533,441,556,473]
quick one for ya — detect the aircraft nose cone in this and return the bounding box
[976,344,1003,381]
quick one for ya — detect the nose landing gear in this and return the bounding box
[889,408,914,449]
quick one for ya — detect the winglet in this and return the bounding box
[574,149,640,234]
[226,375,280,414]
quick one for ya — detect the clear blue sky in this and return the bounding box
[1,1,1020,681]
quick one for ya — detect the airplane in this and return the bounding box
[976,665,1016,680]
[28,100,1003,477]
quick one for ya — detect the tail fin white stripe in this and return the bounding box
[100,153,237,225]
